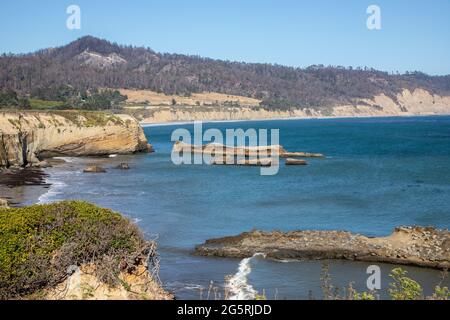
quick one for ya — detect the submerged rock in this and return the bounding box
[116,163,130,170]
[83,165,107,173]
[280,152,323,158]
[285,158,308,165]
[211,157,276,167]
[236,158,276,167]
[145,143,155,153]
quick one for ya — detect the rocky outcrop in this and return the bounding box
[0,111,152,167]
[116,163,130,170]
[195,227,450,269]
[285,158,308,165]
[45,260,172,300]
[173,141,321,167]
[140,89,450,124]
[172,141,321,158]
[83,165,107,173]
[0,198,9,208]
[172,141,286,157]
[211,157,276,167]
[281,152,323,158]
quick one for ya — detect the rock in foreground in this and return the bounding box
[0,198,9,208]
[195,227,450,269]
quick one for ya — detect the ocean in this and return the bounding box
[37,116,450,299]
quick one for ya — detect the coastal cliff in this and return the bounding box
[0,111,151,167]
[137,89,450,123]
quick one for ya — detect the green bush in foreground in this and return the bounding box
[320,264,450,300]
[388,268,423,300]
[0,201,150,299]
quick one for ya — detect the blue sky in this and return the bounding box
[0,0,449,75]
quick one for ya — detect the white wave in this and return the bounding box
[52,156,76,163]
[278,259,297,263]
[37,178,67,204]
[184,284,204,290]
[166,281,205,292]
[109,154,118,158]
[227,253,265,300]
[133,217,142,224]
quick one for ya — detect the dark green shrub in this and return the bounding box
[0,201,151,299]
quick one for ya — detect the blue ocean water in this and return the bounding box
[39,116,450,299]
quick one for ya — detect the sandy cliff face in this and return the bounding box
[333,88,450,117]
[45,262,172,300]
[0,111,150,167]
[140,89,450,123]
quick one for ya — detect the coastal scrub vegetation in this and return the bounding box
[319,264,450,300]
[50,110,124,127]
[0,87,127,111]
[0,90,31,109]
[2,110,125,128]
[0,201,153,299]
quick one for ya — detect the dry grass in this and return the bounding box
[119,89,261,107]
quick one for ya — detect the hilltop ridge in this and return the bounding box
[1,36,450,111]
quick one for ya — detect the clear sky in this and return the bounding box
[0,0,449,75]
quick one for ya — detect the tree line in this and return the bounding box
[0,86,127,110]
[1,36,449,110]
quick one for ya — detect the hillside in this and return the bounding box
[1,36,450,111]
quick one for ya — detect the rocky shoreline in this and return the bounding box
[195,227,450,270]
[0,167,50,207]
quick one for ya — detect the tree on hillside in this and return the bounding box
[0,90,30,109]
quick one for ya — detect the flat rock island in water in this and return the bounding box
[195,226,450,269]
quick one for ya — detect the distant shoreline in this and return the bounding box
[140,113,450,127]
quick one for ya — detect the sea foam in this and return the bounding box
[227,253,265,300]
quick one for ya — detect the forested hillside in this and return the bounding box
[1,36,449,110]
